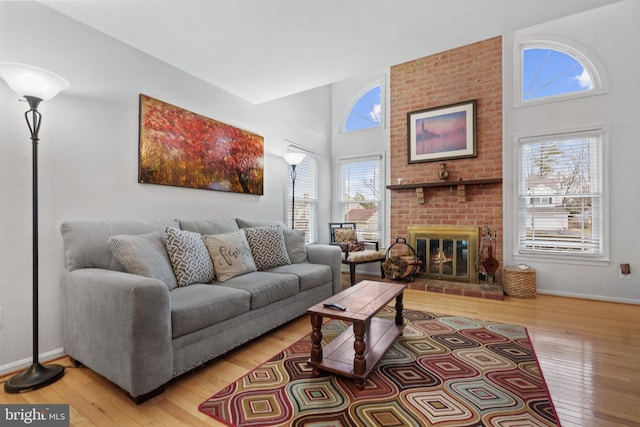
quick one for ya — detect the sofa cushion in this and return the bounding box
[165,227,215,287]
[169,284,250,338]
[179,218,240,235]
[218,271,298,310]
[346,249,385,262]
[60,219,179,271]
[107,232,179,290]
[267,262,332,292]
[244,226,291,270]
[203,230,257,282]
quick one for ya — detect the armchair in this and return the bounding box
[329,222,386,286]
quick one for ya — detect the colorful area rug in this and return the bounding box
[199,308,559,426]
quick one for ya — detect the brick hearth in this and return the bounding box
[407,279,504,301]
[346,274,504,300]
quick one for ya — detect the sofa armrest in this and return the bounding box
[306,244,343,294]
[60,268,173,398]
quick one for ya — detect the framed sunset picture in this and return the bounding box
[407,100,477,163]
[138,94,264,195]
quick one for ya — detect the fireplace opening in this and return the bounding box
[408,226,479,284]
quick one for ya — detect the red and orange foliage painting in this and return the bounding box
[138,94,264,195]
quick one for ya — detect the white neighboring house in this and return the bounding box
[526,183,570,231]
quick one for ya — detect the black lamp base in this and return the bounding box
[4,362,64,393]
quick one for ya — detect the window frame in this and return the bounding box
[513,126,609,266]
[341,76,386,134]
[286,150,318,244]
[337,155,385,248]
[514,38,607,108]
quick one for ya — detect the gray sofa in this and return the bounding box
[59,218,342,403]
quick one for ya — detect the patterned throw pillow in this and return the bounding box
[244,226,291,271]
[333,228,364,252]
[203,230,257,282]
[108,232,178,290]
[333,228,356,243]
[165,227,215,287]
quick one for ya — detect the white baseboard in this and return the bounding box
[537,289,640,305]
[0,348,66,377]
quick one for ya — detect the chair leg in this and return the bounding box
[349,264,357,286]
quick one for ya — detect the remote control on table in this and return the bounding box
[323,302,346,311]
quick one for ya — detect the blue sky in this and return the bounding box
[522,48,592,100]
[344,86,381,132]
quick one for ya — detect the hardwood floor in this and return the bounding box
[2,274,639,426]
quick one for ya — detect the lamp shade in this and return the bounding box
[284,152,306,166]
[0,62,69,101]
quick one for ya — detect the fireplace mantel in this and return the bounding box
[386,178,502,203]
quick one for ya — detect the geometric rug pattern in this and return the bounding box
[199,308,559,426]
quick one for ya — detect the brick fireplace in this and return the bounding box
[388,37,503,284]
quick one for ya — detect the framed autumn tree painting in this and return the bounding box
[138,94,264,195]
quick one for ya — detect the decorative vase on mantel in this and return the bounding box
[438,163,449,181]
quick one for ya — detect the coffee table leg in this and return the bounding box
[310,314,323,376]
[353,321,366,388]
[395,292,404,326]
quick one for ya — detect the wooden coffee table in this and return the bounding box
[307,280,406,388]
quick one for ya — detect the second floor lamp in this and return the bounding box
[284,152,306,229]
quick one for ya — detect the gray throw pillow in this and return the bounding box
[203,230,257,281]
[235,218,286,229]
[108,232,178,290]
[165,227,215,287]
[244,225,291,270]
[283,228,307,263]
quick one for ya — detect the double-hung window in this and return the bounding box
[288,155,318,243]
[338,156,383,245]
[517,129,605,259]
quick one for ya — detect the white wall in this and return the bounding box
[503,0,640,303]
[261,86,333,242]
[0,2,331,373]
[331,68,390,275]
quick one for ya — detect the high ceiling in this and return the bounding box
[42,0,619,104]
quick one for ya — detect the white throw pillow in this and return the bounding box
[203,230,257,282]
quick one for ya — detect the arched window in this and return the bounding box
[343,80,384,132]
[518,40,605,105]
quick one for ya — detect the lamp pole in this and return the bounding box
[0,62,69,393]
[284,152,306,229]
[290,164,298,228]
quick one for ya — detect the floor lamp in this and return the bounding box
[284,152,306,229]
[0,62,69,393]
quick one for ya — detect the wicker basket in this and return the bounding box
[503,264,536,298]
